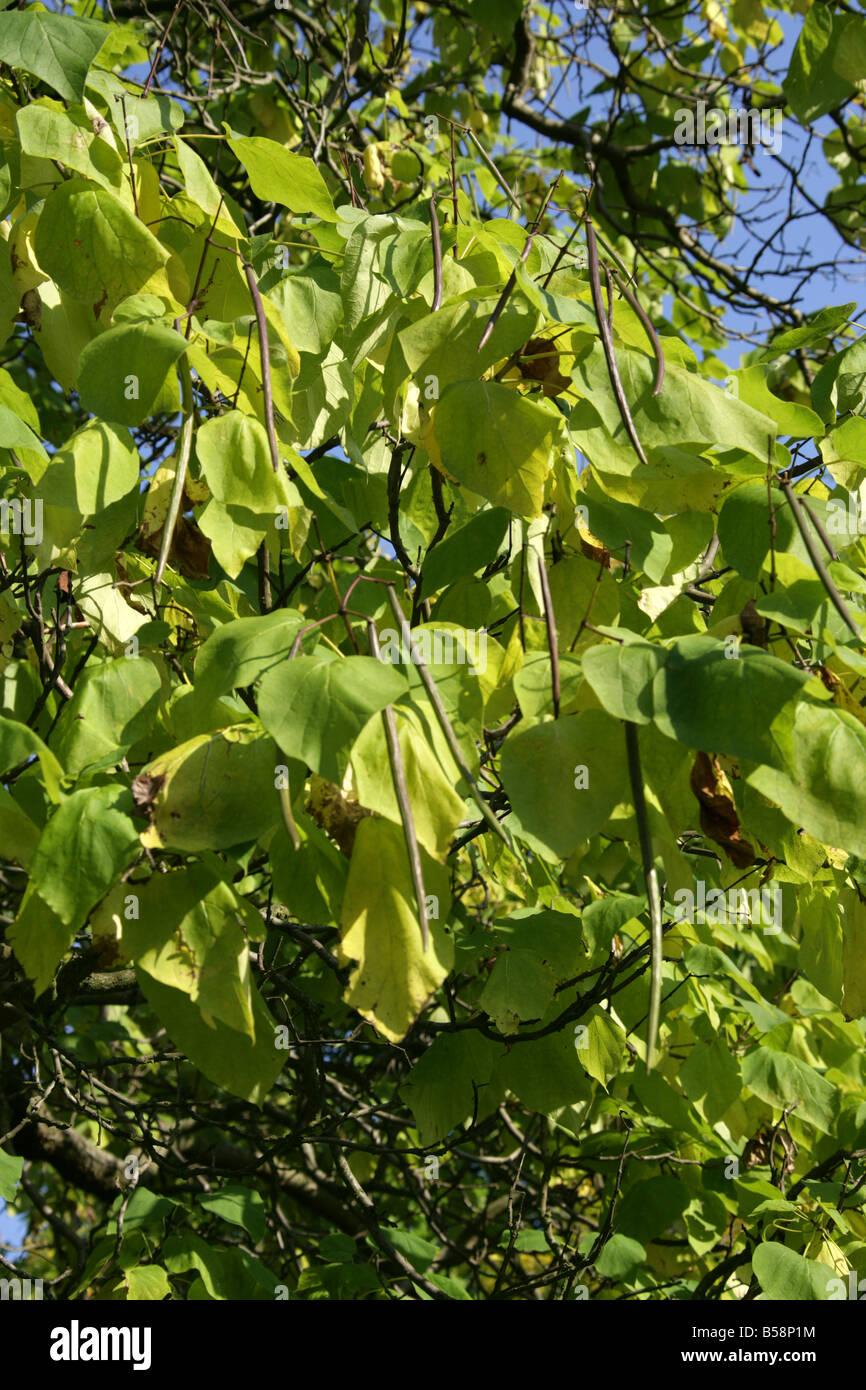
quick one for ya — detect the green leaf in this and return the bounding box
[500,710,629,859]
[574,343,776,465]
[0,714,63,799]
[34,418,140,514]
[580,484,672,582]
[339,817,453,1043]
[479,947,558,1034]
[432,381,560,518]
[497,1028,593,1120]
[580,894,646,955]
[718,483,830,580]
[652,636,811,767]
[0,403,47,457]
[595,1234,645,1280]
[318,1234,357,1263]
[581,640,664,724]
[136,724,282,852]
[197,498,265,580]
[840,888,866,1021]
[192,609,305,707]
[137,972,285,1107]
[9,786,139,993]
[226,134,337,221]
[351,707,467,859]
[513,651,583,720]
[509,1229,551,1254]
[784,5,855,124]
[832,18,866,84]
[405,1031,506,1145]
[731,366,825,438]
[77,322,189,426]
[115,867,261,1039]
[0,10,108,102]
[747,703,866,858]
[759,303,856,360]
[266,267,343,356]
[162,1232,278,1298]
[124,1265,172,1301]
[28,785,138,929]
[752,1242,836,1300]
[742,1047,838,1134]
[16,102,123,189]
[197,1185,266,1243]
[258,652,407,783]
[52,656,160,775]
[678,1040,742,1125]
[388,1229,438,1273]
[0,1148,23,1202]
[579,1005,626,1087]
[34,179,169,309]
[398,292,538,392]
[195,410,293,514]
[615,1176,690,1244]
[421,507,510,595]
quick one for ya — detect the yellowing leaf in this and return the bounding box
[339,818,453,1043]
[432,381,559,518]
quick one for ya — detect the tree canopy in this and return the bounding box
[1,0,866,1305]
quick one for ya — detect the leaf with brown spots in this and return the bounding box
[689,750,756,868]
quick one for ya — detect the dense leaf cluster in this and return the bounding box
[0,0,865,1303]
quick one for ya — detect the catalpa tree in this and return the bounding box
[1,0,865,1305]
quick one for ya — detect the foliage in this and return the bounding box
[1,0,865,1303]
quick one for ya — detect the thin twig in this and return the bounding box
[624,722,663,1070]
[142,0,184,99]
[536,552,560,717]
[462,125,521,209]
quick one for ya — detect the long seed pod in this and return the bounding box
[242,260,280,473]
[536,552,560,718]
[463,125,521,210]
[610,266,664,396]
[278,769,301,851]
[368,621,430,950]
[585,216,649,465]
[624,721,663,1070]
[154,357,195,588]
[384,586,512,850]
[429,195,443,312]
[781,478,862,641]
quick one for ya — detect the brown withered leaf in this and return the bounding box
[130,772,164,818]
[306,774,373,857]
[580,538,611,567]
[741,1127,797,1176]
[740,599,768,648]
[139,516,211,581]
[518,335,571,398]
[690,751,756,868]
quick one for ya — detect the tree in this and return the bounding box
[0,0,865,1304]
